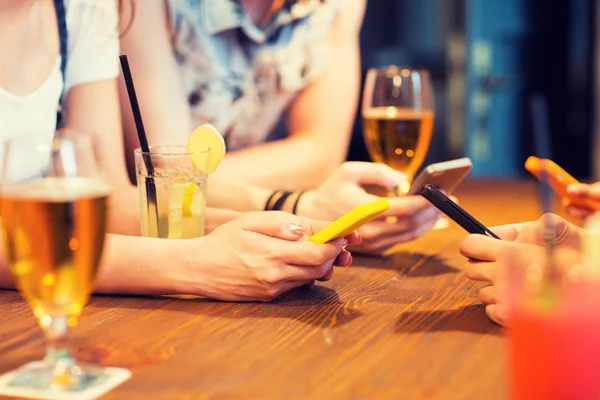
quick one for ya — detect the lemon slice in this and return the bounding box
[187,124,226,173]
[181,183,196,217]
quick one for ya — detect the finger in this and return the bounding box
[485,304,506,326]
[272,238,345,267]
[337,162,407,188]
[478,285,498,304]
[384,195,434,218]
[464,260,494,282]
[566,183,600,199]
[362,206,439,240]
[458,234,501,261]
[334,249,352,267]
[276,259,336,282]
[351,218,437,254]
[317,266,335,281]
[487,222,532,241]
[345,231,362,245]
[533,213,582,248]
[564,205,593,219]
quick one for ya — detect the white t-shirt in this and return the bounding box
[0,0,119,181]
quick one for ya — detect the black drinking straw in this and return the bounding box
[530,94,558,283]
[119,55,159,221]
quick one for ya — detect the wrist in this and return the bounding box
[264,190,307,214]
[167,237,212,296]
[95,235,182,295]
[250,186,273,212]
[295,190,316,218]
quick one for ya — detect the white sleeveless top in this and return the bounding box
[0,0,119,181]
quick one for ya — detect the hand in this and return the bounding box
[458,214,584,326]
[298,162,442,255]
[183,211,361,302]
[565,182,600,218]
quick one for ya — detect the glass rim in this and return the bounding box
[367,65,430,76]
[134,144,210,156]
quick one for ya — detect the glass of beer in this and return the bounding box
[362,66,435,194]
[0,130,111,390]
[135,145,209,239]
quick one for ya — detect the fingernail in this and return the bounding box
[289,223,306,236]
[342,238,348,247]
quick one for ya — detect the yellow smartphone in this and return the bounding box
[308,198,390,244]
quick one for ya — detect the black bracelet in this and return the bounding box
[271,191,294,211]
[292,191,305,215]
[264,191,280,211]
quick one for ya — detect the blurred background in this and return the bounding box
[347,0,597,180]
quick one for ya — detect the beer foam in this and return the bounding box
[2,177,111,201]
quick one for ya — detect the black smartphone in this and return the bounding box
[418,184,500,239]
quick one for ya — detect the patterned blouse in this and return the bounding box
[167,0,342,150]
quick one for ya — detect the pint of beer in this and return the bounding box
[362,67,435,194]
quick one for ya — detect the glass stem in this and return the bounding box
[42,315,74,373]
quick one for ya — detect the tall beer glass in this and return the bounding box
[362,67,435,194]
[0,130,110,390]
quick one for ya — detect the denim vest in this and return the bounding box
[167,0,342,150]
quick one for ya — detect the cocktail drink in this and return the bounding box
[135,145,208,239]
[505,216,600,400]
[508,281,600,400]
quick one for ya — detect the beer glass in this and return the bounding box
[0,130,111,390]
[362,67,435,194]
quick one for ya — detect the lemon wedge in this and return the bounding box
[187,124,226,173]
[181,183,196,217]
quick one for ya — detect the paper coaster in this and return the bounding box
[0,362,131,400]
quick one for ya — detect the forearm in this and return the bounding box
[207,176,320,218]
[94,234,188,295]
[213,136,341,190]
[107,183,142,236]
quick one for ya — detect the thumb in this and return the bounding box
[338,162,407,188]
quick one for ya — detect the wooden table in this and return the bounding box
[0,180,550,399]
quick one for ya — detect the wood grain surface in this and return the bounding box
[0,179,556,400]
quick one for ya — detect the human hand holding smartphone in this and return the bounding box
[525,156,600,211]
[418,184,499,238]
[308,198,390,244]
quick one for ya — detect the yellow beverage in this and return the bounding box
[138,174,206,239]
[0,177,109,320]
[362,107,434,181]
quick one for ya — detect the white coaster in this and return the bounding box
[0,362,131,400]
